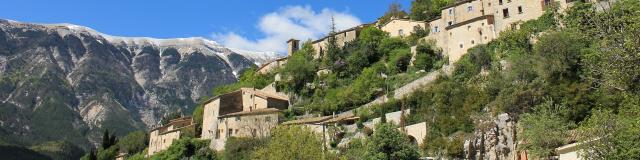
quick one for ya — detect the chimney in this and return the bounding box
[287,39,300,57]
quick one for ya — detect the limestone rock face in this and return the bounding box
[465,113,518,160]
[0,19,282,149]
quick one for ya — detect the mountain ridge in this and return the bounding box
[0,18,283,149]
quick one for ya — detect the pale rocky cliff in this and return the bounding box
[0,19,282,149]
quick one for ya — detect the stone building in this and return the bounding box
[379,18,428,38]
[147,117,196,156]
[200,87,289,151]
[424,0,583,63]
[311,24,370,59]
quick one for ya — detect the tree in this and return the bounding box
[117,131,148,154]
[575,0,640,92]
[518,101,575,159]
[410,0,453,21]
[150,137,216,160]
[101,129,117,150]
[387,48,412,74]
[323,16,344,72]
[533,31,587,81]
[379,1,408,25]
[281,41,317,95]
[577,94,640,159]
[340,138,368,160]
[223,137,267,160]
[365,123,419,160]
[251,125,324,160]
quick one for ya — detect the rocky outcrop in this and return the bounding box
[465,113,519,160]
[0,19,282,149]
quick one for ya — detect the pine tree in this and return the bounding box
[323,16,343,72]
[102,129,110,149]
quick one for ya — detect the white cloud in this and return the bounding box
[212,5,362,53]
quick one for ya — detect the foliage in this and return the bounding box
[378,37,408,58]
[101,129,118,150]
[365,123,419,160]
[281,41,318,96]
[30,141,85,160]
[518,101,575,158]
[211,67,274,97]
[577,94,640,159]
[223,137,267,160]
[150,137,216,160]
[117,131,148,154]
[251,125,324,160]
[411,41,443,73]
[0,144,53,160]
[575,0,640,92]
[378,1,408,25]
[409,0,453,21]
[387,48,412,74]
[340,138,368,160]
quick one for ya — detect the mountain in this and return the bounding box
[0,19,283,150]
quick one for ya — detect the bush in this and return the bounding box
[251,125,324,160]
[223,137,267,160]
[150,137,215,160]
[365,123,419,160]
[387,48,412,74]
[518,101,575,158]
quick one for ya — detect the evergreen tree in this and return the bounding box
[323,16,343,72]
[101,129,110,149]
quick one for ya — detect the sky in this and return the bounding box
[0,0,411,53]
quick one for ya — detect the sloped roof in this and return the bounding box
[219,108,282,118]
[282,116,333,125]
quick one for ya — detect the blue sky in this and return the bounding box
[1,0,411,52]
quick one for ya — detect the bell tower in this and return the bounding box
[287,39,300,56]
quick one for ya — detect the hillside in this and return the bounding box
[178,1,639,160]
[0,19,282,152]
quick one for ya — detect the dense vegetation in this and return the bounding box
[70,1,639,160]
[279,27,444,116]
[349,1,640,159]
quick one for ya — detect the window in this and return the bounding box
[216,130,221,139]
[467,6,473,12]
[467,26,471,30]
[448,21,453,26]
[479,31,483,35]
[488,3,492,7]
[471,40,475,44]
[398,29,404,37]
[459,44,464,48]
[449,9,453,15]
[503,9,510,18]
[265,116,272,122]
[228,129,233,137]
[236,116,241,121]
[252,129,257,137]
[518,6,523,14]
[499,0,503,5]
[481,22,485,26]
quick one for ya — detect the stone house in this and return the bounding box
[200,87,289,151]
[424,0,585,63]
[147,117,196,156]
[379,18,428,38]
